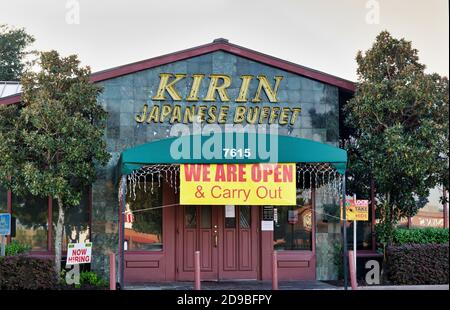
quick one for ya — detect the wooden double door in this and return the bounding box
[176,205,259,281]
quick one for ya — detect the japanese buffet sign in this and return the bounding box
[180,163,296,205]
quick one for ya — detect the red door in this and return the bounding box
[176,206,259,281]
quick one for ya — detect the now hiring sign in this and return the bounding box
[66,242,92,265]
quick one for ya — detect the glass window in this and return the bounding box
[274,191,313,251]
[12,194,48,251]
[0,185,6,213]
[125,181,163,251]
[201,206,212,229]
[239,206,251,229]
[185,206,197,228]
[53,190,90,251]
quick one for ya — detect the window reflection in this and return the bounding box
[12,194,48,250]
[52,190,90,251]
[125,182,163,251]
[274,191,312,251]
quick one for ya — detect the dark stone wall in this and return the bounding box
[90,51,340,279]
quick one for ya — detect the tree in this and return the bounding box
[0,24,35,80]
[344,31,449,246]
[0,51,110,274]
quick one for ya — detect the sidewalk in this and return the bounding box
[125,280,338,290]
[125,281,449,290]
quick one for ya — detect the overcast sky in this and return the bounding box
[1,0,448,81]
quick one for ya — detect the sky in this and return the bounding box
[0,0,448,82]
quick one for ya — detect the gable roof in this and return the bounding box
[0,38,355,106]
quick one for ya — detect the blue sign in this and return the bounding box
[0,213,11,235]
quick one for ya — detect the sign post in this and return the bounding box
[353,194,357,276]
[341,197,369,284]
[0,213,11,257]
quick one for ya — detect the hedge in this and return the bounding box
[386,244,449,285]
[0,255,59,289]
[393,227,449,245]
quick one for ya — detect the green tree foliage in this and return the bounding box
[0,51,110,274]
[0,24,35,81]
[344,31,449,245]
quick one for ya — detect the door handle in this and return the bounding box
[214,232,218,247]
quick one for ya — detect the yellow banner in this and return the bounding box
[180,163,296,205]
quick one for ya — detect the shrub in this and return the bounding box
[386,244,449,285]
[0,255,58,289]
[393,227,449,245]
[79,271,108,288]
[5,241,31,256]
[60,269,108,290]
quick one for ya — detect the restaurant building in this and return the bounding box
[1,39,382,284]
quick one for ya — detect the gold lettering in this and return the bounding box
[259,106,271,124]
[204,74,231,102]
[235,75,253,102]
[246,106,259,124]
[218,106,230,124]
[160,104,172,122]
[234,106,246,123]
[206,105,218,124]
[183,105,196,123]
[197,105,208,122]
[279,107,291,125]
[152,73,186,101]
[290,107,302,126]
[170,105,182,124]
[252,75,283,103]
[269,107,280,124]
[135,104,148,123]
[186,74,205,101]
[147,105,160,123]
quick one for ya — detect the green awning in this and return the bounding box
[118,132,347,175]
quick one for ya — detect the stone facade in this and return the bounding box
[90,51,341,280]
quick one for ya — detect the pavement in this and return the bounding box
[125,281,449,290]
[125,280,338,290]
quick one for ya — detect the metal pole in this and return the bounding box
[443,186,448,229]
[370,179,376,251]
[120,175,126,290]
[353,194,357,277]
[342,174,348,290]
[0,235,5,256]
[272,251,278,290]
[194,251,201,290]
[109,252,116,290]
[348,250,358,290]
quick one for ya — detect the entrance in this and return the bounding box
[176,205,259,281]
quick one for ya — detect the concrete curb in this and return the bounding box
[357,284,449,290]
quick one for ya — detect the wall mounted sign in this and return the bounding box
[261,220,274,231]
[225,205,235,218]
[180,163,296,205]
[0,213,11,235]
[135,73,302,126]
[262,206,274,221]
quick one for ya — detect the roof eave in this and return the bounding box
[0,40,355,106]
